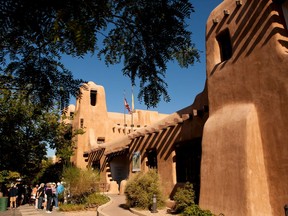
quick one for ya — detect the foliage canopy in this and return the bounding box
[0,0,200,182]
[0,88,83,181]
[1,0,200,108]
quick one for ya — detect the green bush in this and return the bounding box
[124,169,165,210]
[173,182,215,216]
[173,182,195,213]
[59,204,86,211]
[62,166,101,204]
[85,192,110,207]
[182,204,214,216]
[59,192,109,211]
[59,166,109,211]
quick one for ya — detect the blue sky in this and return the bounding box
[48,0,222,156]
[61,0,222,114]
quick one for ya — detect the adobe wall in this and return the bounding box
[201,1,288,215]
[122,94,209,198]
[83,85,208,197]
[70,81,169,168]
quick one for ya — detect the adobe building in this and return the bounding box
[67,80,208,201]
[67,0,288,215]
[65,81,169,169]
[200,0,288,215]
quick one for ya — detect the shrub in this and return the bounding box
[182,204,214,216]
[85,192,110,207]
[173,182,215,216]
[124,169,165,210]
[173,182,195,213]
[59,203,86,212]
[59,166,109,211]
[62,166,100,204]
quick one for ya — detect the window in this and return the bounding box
[90,90,97,106]
[80,118,84,128]
[97,137,105,144]
[92,160,100,171]
[69,112,74,120]
[216,29,232,61]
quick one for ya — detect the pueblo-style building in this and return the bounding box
[66,0,288,215]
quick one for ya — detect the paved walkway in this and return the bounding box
[98,194,136,216]
[0,195,177,216]
[99,194,178,216]
[0,205,96,216]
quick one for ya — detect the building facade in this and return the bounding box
[200,0,288,215]
[67,0,288,215]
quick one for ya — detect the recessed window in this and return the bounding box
[69,112,74,120]
[80,118,84,128]
[216,29,232,62]
[92,160,100,171]
[90,90,97,106]
[97,137,105,144]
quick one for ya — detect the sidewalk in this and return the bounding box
[0,195,178,216]
[98,194,178,216]
[0,205,96,216]
[0,208,21,216]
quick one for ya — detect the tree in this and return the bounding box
[35,160,63,185]
[0,0,200,108]
[0,0,200,179]
[48,117,85,165]
[0,87,80,180]
[0,89,47,176]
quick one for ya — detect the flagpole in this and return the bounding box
[123,91,126,134]
[131,85,134,130]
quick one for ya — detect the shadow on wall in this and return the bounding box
[208,0,288,76]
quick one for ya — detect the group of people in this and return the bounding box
[8,183,31,208]
[8,181,64,214]
[31,182,64,213]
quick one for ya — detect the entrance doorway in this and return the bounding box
[110,154,129,186]
[175,137,202,204]
[146,148,158,169]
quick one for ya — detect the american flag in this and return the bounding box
[124,98,131,113]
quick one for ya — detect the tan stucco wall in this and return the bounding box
[201,0,288,215]
[69,81,170,169]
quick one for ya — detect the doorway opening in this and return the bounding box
[146,148,158,169]
[175,137,202,204]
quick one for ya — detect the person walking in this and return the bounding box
[51,183,59,209]
[45,183,53,213]
[17,183,25,206]
[31,184,39,208]
[36,183,45,210]
[9,183,18,209]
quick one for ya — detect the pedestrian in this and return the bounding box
[26,185,32,205]
[45,183,53,213]
[51,183,59,209]
[36,183,45,210]
[57,182,64,194]
[9,183,18,209]
[58,182,65,203]
[17,183,25,206]
[31,184,39,208]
